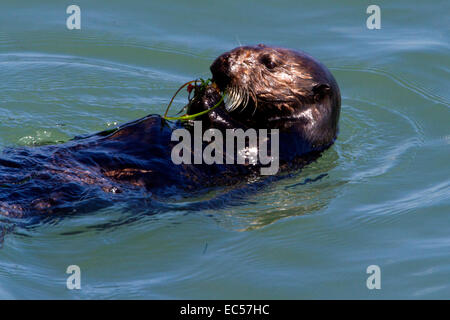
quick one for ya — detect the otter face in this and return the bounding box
[210,44,341,146]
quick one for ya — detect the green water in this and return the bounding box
[0,0,449,299]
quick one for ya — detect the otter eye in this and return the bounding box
[259,54,277,70]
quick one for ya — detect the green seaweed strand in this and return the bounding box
[163,78,224,121]
[164,94,224,121]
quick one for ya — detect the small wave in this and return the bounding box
[331,65,450,107]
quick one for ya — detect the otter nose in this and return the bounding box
[210,53,231,90]
[211,53,230,74]
[220,53,231,63]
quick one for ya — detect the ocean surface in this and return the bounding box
[0,0,449,299]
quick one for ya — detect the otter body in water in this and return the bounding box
[0,45,340,218]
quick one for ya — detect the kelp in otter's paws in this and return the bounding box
[163,78,224,121]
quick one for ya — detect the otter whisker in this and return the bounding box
[224,85,252,113]
[224,91,234,112]
[235,88,243,110]
[239,89,250,113]
[251,91,258,117]
[225,86,242,112]
[223,90,231,111]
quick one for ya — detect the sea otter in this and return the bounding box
[0,45,340,218]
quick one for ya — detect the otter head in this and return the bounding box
[210,44,341,149]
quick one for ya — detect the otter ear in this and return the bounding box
[312,84,331,101]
